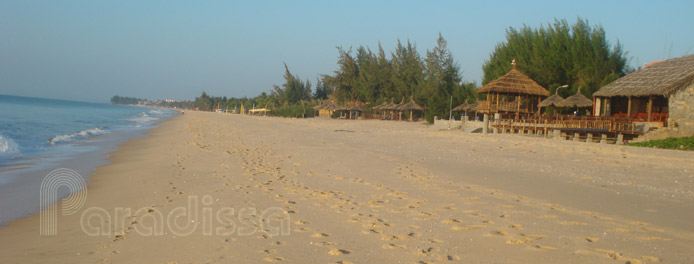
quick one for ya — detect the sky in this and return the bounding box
[1,0,693,103]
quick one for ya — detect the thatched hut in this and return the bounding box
[476,60,549,119]
[314,102,337,118]
[593,54,694,136]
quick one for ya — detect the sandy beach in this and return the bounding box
[1,110,693,263]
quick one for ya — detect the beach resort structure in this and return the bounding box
[469,55,694,144]
[314,102,337,118]
[476,60,549,119]
[593,54,694,140]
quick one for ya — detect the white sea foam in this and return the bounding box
[0,134,19,154]
[148,109,164,115]
[127,111,159,127]
[49,128,108,145]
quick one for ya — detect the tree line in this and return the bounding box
[111,95,146,105]
[175,17,632,121]
[483,18,631,98]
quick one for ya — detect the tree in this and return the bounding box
[482,18,631,98]
[193,91,212,111]
[313,78,331,99]
[422,34,463,122]
[274,63,312,105]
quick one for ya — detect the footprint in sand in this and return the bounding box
[263,256,285,262]
[451,225,485,231]
[585,236,599,242]
[532,244,557,250]
[416,247,438,256]
[382,243,407,249]
[559,221,587,226]
[310,232,330,238]
[327,249,351,256]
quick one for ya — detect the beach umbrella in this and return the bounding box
[539,85,567,108]
[397,97,424,121]
[556,87,593,108]
[452,102,469,111]
[538,94,565,107]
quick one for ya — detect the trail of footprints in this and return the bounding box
[136,117,672,263]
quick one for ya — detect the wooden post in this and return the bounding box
[496,92,500,112]
[647,96,653,121]
[592,96,596,116]
[516,94,521,120]
[537,96,542,115]
[627,96,632,117]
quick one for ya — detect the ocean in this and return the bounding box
[0,94,177,225]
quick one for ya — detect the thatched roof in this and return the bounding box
[594,54,694,97]
[452,102,469,111]
[336,104,363,111]
[349,104,363,111]
[538,94,565,107]
[373,101,389,110]
[314,102,337,110]
[389,97,406,111]
[556,88,592,107]
[397,98,423,111]
[453,102,478,111]
[477,61,549,96]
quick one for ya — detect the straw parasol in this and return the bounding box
[373,101,388,111]
[556,87,592,108]
[539,85,567,108]
[452,102,469,111]
[397,97,424,121]
[391,97,406,120]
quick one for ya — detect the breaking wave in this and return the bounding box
[0,133,19,154]
[49,128,108,145]
[127,111,159,127]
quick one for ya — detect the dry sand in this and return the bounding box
[1,110,693,263]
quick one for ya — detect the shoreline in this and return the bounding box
[1,111,693,263]
[0,109,177,226]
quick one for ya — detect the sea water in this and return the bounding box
[0,94,177,225]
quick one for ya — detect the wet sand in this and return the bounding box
[1,110,693,263]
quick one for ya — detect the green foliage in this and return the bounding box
[482,18,632,98]
[271,103,316,118]
[272,63,312,106]
[629,137,694,151]
[313,78,331,99]
[321,34,473,123]
[193,91,213,111]
[111,95,145,105]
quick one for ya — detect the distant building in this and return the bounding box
[594,54,694,139]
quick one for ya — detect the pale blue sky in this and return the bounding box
[1,0,693,102]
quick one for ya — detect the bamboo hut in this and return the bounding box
[314,102,337,118]
[476,60,549,119]
[397,97,424,121]
[593,54,694,135]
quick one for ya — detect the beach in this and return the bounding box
[1,110,693,263]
